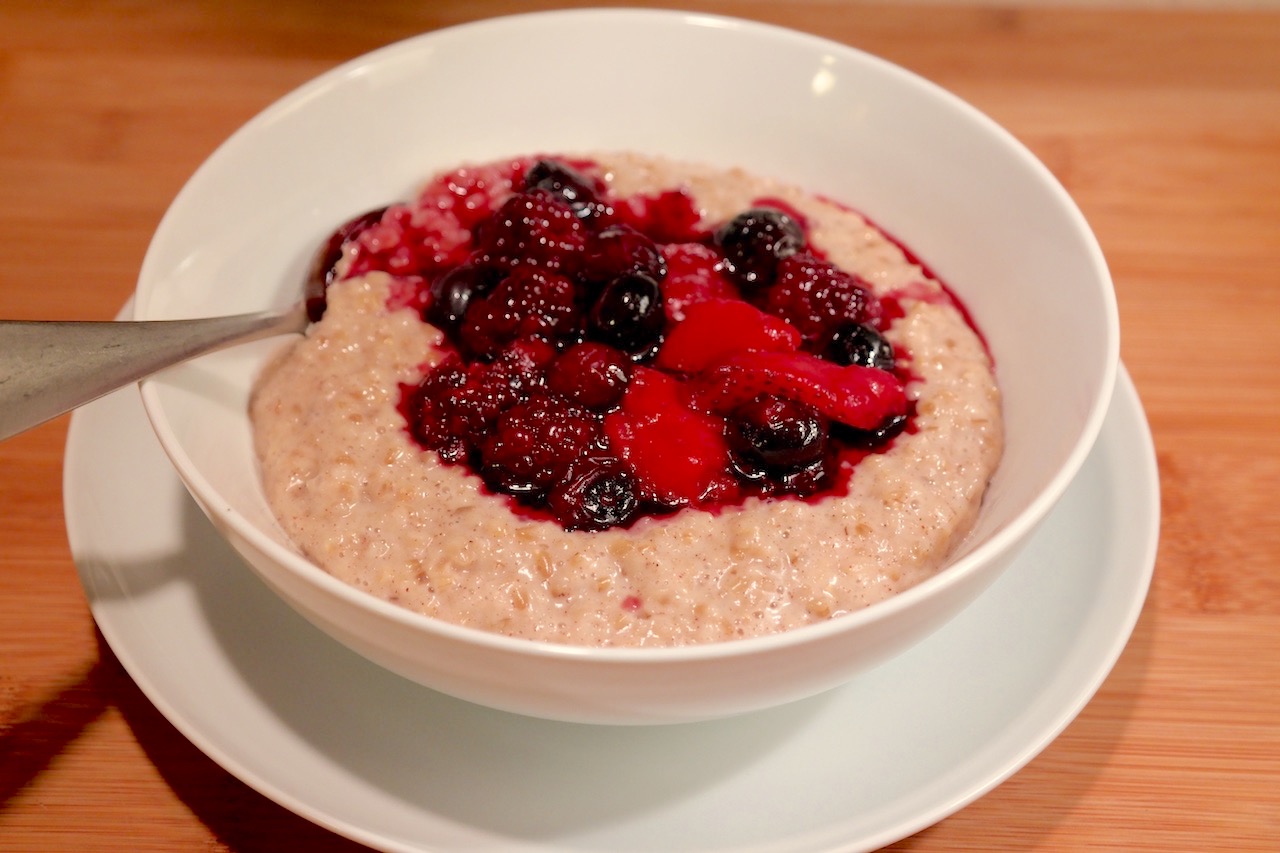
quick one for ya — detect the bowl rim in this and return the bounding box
[138,6,1120,664]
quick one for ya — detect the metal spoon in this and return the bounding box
[0,303,309,441]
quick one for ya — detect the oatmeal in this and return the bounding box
[250,153,1003,647]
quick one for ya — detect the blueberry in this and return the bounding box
[726,395,829,472]
[587,273,665,357]
[826,322,895,372]
[523,159,608,220]
[714,207,806,289]
[774,454,836,497]
[548,459,640,531]
[425,263,501,331]
[834,411,910,450]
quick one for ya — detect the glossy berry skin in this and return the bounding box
[458,268,582,358]
[404,356,472,463]
[423,263,500,332]
[479,395,598,497]
[472,190,588,272]
[763,252,876,345]
[726,395,829,472]
[523,159,610,220]
[305,207,388,321]
[546,342,632,410]
[583,224,667,284]
[385,157,923,530]
[588,273,665,357]
[656,298,801,373]
[826,322,895,372]
[834,410,910,450]
[714,207,806,289]
[546,458,640,531]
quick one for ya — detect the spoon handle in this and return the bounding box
[0,304,308,440]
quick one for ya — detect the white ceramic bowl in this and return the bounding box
[136,9,1118,725]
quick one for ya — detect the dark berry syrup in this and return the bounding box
[311,157,919,532]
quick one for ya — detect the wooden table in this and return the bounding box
[1,2,1276,850]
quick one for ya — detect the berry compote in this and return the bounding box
[312,156,913,531]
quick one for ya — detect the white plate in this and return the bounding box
[64,367,1158,852]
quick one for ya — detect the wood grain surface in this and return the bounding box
[2,2,1277,850]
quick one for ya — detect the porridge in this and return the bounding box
[250,153,1003,647]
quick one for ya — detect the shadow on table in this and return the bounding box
[99,631,374,852]
[0,659,110,809]
[0,637,365,850]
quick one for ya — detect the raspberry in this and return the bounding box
[480,394,599,497]
[459,268,583,358]
[472,190,589,273]
[582,224,667,284]
[402,338,556,460]
[762,252,878,344]
[346,201,474,281]
[546,342,632,410]
[420,158,532,230]
[404,356,474,463]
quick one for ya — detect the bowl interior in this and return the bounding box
[136,9,1118,649]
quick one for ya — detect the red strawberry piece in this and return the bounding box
[582,223,667,284]
[690,350,907,431]
[603,368,735,506]
[655,298,801,373]
[661,243,739,322]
